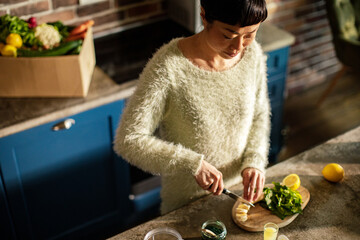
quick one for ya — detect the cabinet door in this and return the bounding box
[266,46,290,162]
[0,174,16,239]
[0,100,130,240]
[266,47,289,77]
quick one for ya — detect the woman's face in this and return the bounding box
[203,20,261,59]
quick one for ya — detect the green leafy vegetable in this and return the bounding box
[0,14,41,47]
[260,182,303,220]
[18,40,82,57]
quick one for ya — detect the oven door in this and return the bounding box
[128,166,161,214]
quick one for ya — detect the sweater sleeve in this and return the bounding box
[113,54,203,177]
[240,52,271,173]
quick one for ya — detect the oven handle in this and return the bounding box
[129,187,161,212]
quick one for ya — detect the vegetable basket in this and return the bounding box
[0,27,95,98]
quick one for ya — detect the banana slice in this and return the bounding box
[236,208,248,214]
[236,212,248,222]
[237,204,250,211]
[235,204,250,222]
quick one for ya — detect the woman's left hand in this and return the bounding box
[242,168,265,203]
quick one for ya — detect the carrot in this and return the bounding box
[69,20,95,36]
[66,31,87,41]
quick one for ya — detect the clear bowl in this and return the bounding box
[277,235,290,240]
[201,220,227,240]
[144,227,183,240]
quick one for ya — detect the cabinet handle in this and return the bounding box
[52,119,75,131]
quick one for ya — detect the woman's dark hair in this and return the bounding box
[200,0,268,27]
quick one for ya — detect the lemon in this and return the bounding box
[6,33,23,48]
[322,163,344,182]
[1,44,17,57]
[282,173,301,190]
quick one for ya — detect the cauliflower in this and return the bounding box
[34,23,61,48]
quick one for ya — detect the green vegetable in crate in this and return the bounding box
[0,14,41,48]
[260,182,303,220]
[17,40,82,57]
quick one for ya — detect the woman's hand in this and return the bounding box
[242,168,265,202]
[194,160,224,195]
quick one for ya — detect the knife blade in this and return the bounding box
[222,188,255,207]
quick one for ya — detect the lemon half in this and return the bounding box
[282,173,301,190]
[322,163,344,182]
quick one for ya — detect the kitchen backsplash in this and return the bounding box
[0,0,339,96]
[0,0,166,36]
[266,0,341,95]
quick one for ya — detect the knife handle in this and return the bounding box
[222,188,230,194]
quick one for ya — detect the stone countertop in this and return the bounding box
[108,126,360,240]
[257,22,295,52]
[0,22,294,138]
[0,67,137,138]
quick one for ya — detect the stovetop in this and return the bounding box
[94,19,192,84]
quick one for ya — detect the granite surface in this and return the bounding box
[109,126,360,240]
[0,21,294,138]
[0,67,137,138]
[257,22,295,52]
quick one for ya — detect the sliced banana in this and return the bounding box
[236,212,248,222]
[238,204,250,211]
[236,208,248,214]
[235,204,250,222]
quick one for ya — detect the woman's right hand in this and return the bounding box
[194,160,224,195]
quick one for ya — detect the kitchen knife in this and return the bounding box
[222,188,255,207]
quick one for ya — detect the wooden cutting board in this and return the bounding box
[232,184,310,232]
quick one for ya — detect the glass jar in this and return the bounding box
[201,220,227,240]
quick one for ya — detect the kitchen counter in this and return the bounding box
[0,21,294,138]
[0,67,137,138]
[257,22,295,52]
[108,125,360,240]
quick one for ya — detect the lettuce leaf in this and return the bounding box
[260,182,303,220]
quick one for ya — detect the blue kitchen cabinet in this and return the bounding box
[0,99,131,240]
[266,46,290,162]
[0,173,16,239]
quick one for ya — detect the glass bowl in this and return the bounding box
[144,227,183,240]
[201,220,227,240]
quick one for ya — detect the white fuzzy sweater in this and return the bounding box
[114,38,270,214]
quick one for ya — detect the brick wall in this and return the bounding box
[0,0,339,96]
[266,0,340,95]
[0,0,166,36]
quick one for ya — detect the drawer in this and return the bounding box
[0,100,130,239]
[129,176,161,213]
[267,73,285,104]
[266,47,290,76]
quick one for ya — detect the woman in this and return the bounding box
[114,0,270,215]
